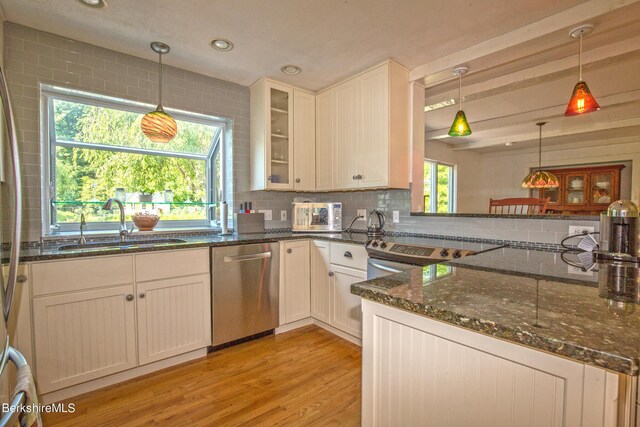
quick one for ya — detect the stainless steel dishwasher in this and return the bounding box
[211,243,280,346]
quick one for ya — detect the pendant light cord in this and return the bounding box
[158,52,163,107]
[458,74,463,110]
[578,35,583,81]
[538,124,542,168]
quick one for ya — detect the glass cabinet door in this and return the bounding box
[268,86,292,187]
[565,173,587,205]
[541,187,560,204]
[591,172,614,205]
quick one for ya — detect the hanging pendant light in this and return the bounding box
[141,41,177,143]
[521,122,559,189]
[448,66,471,137]
[565,24,600,116]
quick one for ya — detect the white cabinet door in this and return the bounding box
[331,265,366,338]
[359,65,389,188]
[136,274,211,365]
[32,285,137,393]
[333,78,360,190]
[293,89,316,191]
[315,89,334,191]
[310,240,331,324]
[282,240,311,324]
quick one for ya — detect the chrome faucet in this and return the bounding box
[79,213,87,245]
[102,198,131,242]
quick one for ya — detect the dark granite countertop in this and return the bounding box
[12,232,500,262]
[410,212,599,220]
[352,246,640,375]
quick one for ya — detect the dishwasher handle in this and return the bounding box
[223,251,272,263]
[368,260,404,274]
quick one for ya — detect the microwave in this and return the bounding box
[292,203,342,232]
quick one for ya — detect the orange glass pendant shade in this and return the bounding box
[141,107,177,143]
[448,110,472,137]
[564,80,600,116]
[521,170,560,189]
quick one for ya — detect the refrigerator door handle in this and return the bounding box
[0,66,23,322]
[0,343,28,427]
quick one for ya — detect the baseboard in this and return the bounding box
[275,317,314,334]
[313,319,362,346]
[40,348,208,404]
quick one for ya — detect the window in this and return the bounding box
[424,160,456,213]
[42,86,229,233]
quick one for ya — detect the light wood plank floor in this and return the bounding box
[43,325,362,426]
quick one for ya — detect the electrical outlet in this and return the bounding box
[567,265,594,276]
[357,209,367,221]
[569,225,595,235]
[258,209,272,221]
[392,211,400,223]
[280,210,287,221]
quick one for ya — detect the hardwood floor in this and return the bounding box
[42,325,362,426]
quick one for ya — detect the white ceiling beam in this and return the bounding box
[409,0,640,82]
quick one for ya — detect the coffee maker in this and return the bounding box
[599,200,640,261]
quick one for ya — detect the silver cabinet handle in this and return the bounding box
[139,292,146,299]
[353,175,358,180]
[16,275,27,284]
[125,294,134,302]
[344,251,353,258]
[224,252,272,262]
[286,248,293,254]
[328,271,334,277]
[357,174,363,179]
[295,178,301,183]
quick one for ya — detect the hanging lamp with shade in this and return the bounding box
[448,66,472,137]
[565,24,600,116]
[141,42,177,143]
[521,122,560,189]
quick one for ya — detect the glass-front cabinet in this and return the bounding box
[268,87,292,187]
[534,164,624,214]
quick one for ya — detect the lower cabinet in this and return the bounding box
[280,240,311,324]
[310,241,331,324]
[136,274,211,365]
[32,285,138,394]
[330,265,366,338]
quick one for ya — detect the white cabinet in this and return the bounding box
[315,90,334,191]
[250,78,316,191]
[323,61,410,190]
[310,240,331,324]
[293,89,316,191]
[280,240,311,324]
[330,265,366,338]
[32,285,137,393]
[136,274,211,365]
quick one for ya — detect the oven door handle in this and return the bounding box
[368,260,404,274]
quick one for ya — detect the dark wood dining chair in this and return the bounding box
[488,197,550,215]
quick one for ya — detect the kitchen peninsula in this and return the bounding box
[352,247,639,427]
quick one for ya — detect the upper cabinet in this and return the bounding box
[250,60,410,192]
[322,61,410,191]
[250,79,316,191]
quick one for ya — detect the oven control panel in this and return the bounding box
[365,239,476,265]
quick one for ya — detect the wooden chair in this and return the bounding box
[488,197,550,215]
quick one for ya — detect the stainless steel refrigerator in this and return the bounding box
[0,63,34,425]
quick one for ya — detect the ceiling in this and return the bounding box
[0,0,589,91]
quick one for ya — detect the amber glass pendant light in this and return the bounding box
[521,122,560,189]
[448,66,471,137]
[141,42,177,143]
[565,24,600,116]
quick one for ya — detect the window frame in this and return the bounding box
[40,85,229,234]
[423,159,457,213]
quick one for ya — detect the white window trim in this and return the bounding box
[424,159,457,214]
[40,84,231,235]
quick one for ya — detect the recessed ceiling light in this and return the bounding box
[210,39,234,52]
[281,65,302,75]
[505,142,513,146]
[78,0,107,8]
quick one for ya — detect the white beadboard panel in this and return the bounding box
[136,274,211,365]
[315,89,334,190]
[359,64,389,188]
[332,77,360,190]
[293,89,316,191]
[31,255,133,296]
[360,300,616,427]
[310,240,331,324]
[282,240,311,324]
[330,265,365,338]
[32,285,137,393]
[134,248,209,283]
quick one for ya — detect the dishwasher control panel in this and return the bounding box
[365,239,476,265]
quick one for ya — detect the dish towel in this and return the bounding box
[12,364,42,427]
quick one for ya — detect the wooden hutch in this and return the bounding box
[533,164,625,214]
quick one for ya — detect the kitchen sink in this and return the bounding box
[57,238,188,252]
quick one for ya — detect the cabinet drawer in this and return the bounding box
[135,248,209,282]
[32,255,133,296]
[330,242,367,270]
